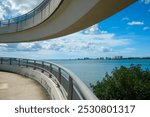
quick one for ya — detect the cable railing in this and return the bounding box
[0,0,63,34]
[0,57,98,100]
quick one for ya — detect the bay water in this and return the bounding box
[50,59,150,86]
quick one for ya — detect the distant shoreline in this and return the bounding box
[46,58,150,61]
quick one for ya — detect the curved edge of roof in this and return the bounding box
[0,0,136,43]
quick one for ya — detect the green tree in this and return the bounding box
[91,65,150,100]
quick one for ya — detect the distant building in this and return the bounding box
[84,57,90,60]
[114,56,123,60]
[100,57,104,60]
[105,57,111,60]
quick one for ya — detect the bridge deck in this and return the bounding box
[0,71,50,100]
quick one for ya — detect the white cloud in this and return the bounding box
[122,17,130,21]
[141,0,150,4]
[34,30,131,54]
[0,44,8,51]
[89,25,99,32]
[1,24,132,59]
[100,31,108,34]
[17,43,35,49]
[143,26,150,30]
[0,7,4,20]
[7,26,130,55]
[82,24,108,34]
[0,0,43,19]
[101,47,113,52]
[16,42,42,51]
[0,44,8,47]
[128,21,144,26]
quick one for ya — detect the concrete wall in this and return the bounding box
[0,64,66,100]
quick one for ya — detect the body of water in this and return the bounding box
[50,59,150,86]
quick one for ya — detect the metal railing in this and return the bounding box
[0,0,63,34]
[0,57,98,100]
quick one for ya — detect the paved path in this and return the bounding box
[0,71,50,100]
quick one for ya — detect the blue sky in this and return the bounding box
[0,0,150,59]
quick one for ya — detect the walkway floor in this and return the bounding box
[0,71,50,100]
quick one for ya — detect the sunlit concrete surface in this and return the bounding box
[0,71,50,100]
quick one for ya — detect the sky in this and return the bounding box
[0,0,150,59]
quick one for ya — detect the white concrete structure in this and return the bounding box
[0,0,136,100]
[0,0,136,43]
[0,57,98,100]
[0,64,65,100]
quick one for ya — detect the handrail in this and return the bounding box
[0,0,49,24]
[0,0,63,34]
[0,57,98,100]
[44,61,98,100]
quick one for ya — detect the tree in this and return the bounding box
[91,65,150,100]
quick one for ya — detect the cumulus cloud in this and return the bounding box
[14,27,130,54]
[1,24,132,58]
[15,24,124,54]
[0,43,8,51]
[16,42,42,51]
[82,24,108,34]
[0,44,8,47]
[0,0,43,19]
[101,47,113,53]
[128,21,144,26]
[143,27,150,30]
[141,0,150,4]
[42,33,128,53]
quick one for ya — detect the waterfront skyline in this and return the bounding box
[0,0,150,59]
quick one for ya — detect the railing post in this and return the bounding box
[49,64,52,72]
[41,61,44,73]
[68,76,73,100]
[34,60,36,70]
[0,57,2,64]
[10,58,12,65]
[26,59,28,67]
[49,73,52,78]
[8,19,10,27]
[18,59,20,66]
[49,64,52,78]
[58,68,61,83]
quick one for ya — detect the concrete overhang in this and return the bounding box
[0,0,136,43]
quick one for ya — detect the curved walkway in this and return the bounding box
[0,71,50,100]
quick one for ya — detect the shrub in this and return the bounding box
[91,65,150,100]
